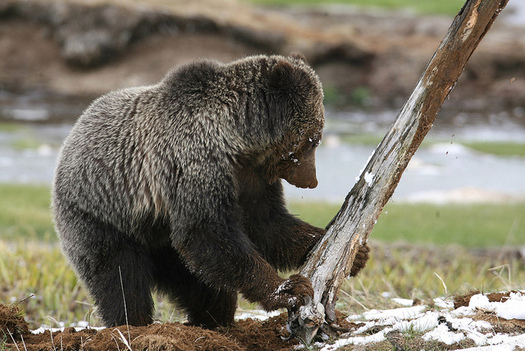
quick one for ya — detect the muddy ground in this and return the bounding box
[2,292,525,350]
[1,0,524,111]
[1,304,357,350]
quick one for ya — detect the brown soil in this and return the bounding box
[0,308,286,350]
[0,303,30,339]
[0,307,363,351]
[3,292,524,350]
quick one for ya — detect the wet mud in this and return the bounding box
[1,307,361,351]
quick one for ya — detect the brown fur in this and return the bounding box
[52,54,368,329]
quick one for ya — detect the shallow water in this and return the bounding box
[1,91,525,203]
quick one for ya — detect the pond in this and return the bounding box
[1,90,525,203]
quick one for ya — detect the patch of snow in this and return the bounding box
[364,172,374,185]
[360,305,426,322]
[423,323,465,344]
[423,315,492,345]
[469,294,494,309]
[391,298,413,306]
[488,333,525,349]
[393,311,440,332]
[434,297,453,309]
[31,324,104,334]
[235,309,281,321]
[469,292,525,320]
[335,292,525,350]
[319,327,390,350]
[75,321,90,328]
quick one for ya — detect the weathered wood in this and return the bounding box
[288,0,510,343]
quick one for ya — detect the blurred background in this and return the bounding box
[1,0,524,202]
[0,0,524,328]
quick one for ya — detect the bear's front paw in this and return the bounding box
[264,274,314,311]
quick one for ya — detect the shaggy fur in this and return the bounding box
[52,54,368,328]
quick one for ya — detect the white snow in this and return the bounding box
[364,172,375,185]
[31,323,104,334]
[235,309,281,321]
[318,328,389,350]
[359,305,427,321]
[317,292,525,350]
[423,324,465,345]
[391,298,414,306]
[434,297,454,309]
[468,292,525,320]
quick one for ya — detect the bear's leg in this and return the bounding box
[83,243,155,327]
[152,247,237,329]
[56,207,154,326]
[182,283,237,329]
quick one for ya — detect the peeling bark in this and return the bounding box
[288,0,510,344]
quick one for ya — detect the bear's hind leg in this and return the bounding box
[182,283,237,329]
[86,243,155,326]
[57,207,155,327]
[152,247,237,329]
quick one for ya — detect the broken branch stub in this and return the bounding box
[289,0,510,344]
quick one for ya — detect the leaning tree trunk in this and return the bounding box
[288,0,510,343]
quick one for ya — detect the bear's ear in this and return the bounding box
[289,52,308,64]
[269,60,297,93]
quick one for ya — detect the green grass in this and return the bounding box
[10,138,42,150]
[376,202,525,247]
[0,241,93,328]
[289,201,525,247]
[0,184,55,241]
[2,240,523,328]
[0,122,22,132]
[1,184,524,327]
[1,183,524,247]
[464,141,525,157]
[332,137,525,157]
[242,0,465,15]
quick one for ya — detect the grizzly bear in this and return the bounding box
[52,53,368,328]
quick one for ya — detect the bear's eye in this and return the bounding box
[308,138,320,149]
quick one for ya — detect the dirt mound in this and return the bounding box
[0,303,30,340]
[4,294,525,350]
[1,304,366,350]
[1,309,308,351]
[21,323,244,351]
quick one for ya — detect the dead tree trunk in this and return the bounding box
[288,0,510,343]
